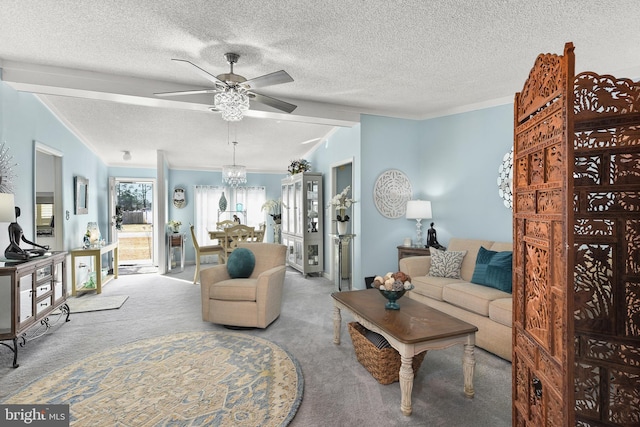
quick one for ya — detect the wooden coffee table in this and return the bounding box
[332,289,478,416]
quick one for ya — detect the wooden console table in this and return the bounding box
[0,252,70,368]
[71,242,118,295]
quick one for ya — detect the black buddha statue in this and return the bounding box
[5,206,49,260]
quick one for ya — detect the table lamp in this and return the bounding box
[406,200,432,247]
[0,193,16,223]
[0,194,16,254]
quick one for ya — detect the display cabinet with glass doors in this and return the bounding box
[281,172,323,276]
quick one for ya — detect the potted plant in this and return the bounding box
[168,220,182,233]
[329,185,356,234]
[287,159,311,175]
[261,199,283,224]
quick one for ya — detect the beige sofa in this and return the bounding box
[399,238,512,361]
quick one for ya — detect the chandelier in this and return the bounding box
[222,140,247,187]
[213,86,250,122]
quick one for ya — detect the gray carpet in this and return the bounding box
[0,263,512,426]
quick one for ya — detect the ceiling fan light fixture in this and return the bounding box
[214,86,250,122]
[222,141,247,187]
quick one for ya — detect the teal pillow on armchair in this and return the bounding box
[471,246,513,293]
[226,248,256,278]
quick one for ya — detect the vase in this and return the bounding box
[219,192,227,212]
[379,289,408,310]
[337,221,348,235]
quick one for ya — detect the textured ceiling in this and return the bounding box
[1,0,639,171]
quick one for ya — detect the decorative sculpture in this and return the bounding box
[5,206,49,260]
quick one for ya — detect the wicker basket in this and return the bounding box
[348,322,426,385]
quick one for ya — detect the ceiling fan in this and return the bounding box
[155,53,297,121]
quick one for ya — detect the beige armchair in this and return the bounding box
[200,242,287,328]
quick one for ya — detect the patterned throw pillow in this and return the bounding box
[428,248,467,279]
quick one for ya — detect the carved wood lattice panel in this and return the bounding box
[573,69,640,426]
[513,42,574,427]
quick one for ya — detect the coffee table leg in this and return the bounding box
[333,305,341,345]
[463,340,475,398]
[399,355,414,416]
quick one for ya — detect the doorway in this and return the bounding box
[109,178,157,268]
[330,159,354,288]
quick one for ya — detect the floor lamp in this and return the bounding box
[406,200,432,247]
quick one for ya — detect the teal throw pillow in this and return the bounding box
[226,248,256,279]
[471,246,513,293]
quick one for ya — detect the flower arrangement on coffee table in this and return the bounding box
[372,271,414,310]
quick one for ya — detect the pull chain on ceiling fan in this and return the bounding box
[155,53,296,121]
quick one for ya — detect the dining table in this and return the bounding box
[207,227,264,244]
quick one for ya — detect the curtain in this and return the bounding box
[235,186,266,227]
[193,185,226,246]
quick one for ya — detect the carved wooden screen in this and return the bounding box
[512,43,575,426]
[572,72,640,425]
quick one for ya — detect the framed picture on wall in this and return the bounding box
[74,176,89,215]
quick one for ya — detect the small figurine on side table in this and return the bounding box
[4,206,50,260]
[427,222,446,250]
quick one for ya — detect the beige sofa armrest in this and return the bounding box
[399,256,431,278]
[200,265,231,319]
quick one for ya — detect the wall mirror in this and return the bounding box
[34,141,64,250]
[75,176,89,215]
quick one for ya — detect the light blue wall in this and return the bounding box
[0,81,109,252]
[360,115,422,283]
[418,104,513,244]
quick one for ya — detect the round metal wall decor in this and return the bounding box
[497,148,513,210]
[373,169,412,218]
[0,142,17,193]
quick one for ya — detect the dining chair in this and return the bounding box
[190,225,224,284]
[216,220,236,230]
[221,224,255,263]
[254,223,266,242]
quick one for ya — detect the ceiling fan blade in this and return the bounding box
[242,70,293,90]
[250,92,297,114]
[171,58,226,86]
[155,89,216,97]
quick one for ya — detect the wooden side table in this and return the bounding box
[71,242,119,295]
[397,245,430,268]
[167,233,185,273]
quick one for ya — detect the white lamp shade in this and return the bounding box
[406,200,432,220]
[0,193,16,222]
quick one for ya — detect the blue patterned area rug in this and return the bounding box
[5,331,304,426]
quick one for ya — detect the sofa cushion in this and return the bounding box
[227,248,256,278]
[412,275,466,301]
[209,278,257,301]
[442,282,512,317]
[447,238,495,281]
[471,246,513,293]
[428,248,467,279]
[489,298,513,327]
